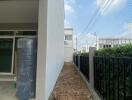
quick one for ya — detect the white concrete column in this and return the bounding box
[89,47,96,88]
[36,0,48,100]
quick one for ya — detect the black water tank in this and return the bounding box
[16,38,37,100]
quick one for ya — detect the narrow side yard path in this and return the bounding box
[53,63,92,100]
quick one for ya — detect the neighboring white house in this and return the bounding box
[80,44,89,53]
[0,0,64,100]
[97,38,132,49]
[64,28,74,62]
[79,37,132,52]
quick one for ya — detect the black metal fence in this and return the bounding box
[73,54,78,67]
[73,54,90,81]
[80,56,89,81]
[94,56,132,100]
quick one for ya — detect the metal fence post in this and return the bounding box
[89,47,96,88]
[78,53,81,70]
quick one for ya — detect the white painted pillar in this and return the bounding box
[36,0,48,100]
[89,47,96,88]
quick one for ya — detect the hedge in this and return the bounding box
[95,44,132,57]
[95,44,132,100]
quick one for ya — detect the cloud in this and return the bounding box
[96,0,126,16]
[64,19,72,27]
[117,32,132,38]
[66,0,76,4]
[64,1,74,14]
[116,23,132,38]
[64,0,76,31]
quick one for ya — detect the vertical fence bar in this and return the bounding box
[100,57,103,96]
[80,56,82,71]
[123,58,126,100]
[108,57,110,100]
[94,56,96,89]
[112,57,115,100]
[102,57,105,99]
[101,57,104,97]
[99,57,100,92]
[78,54,80,70]
[104,57,107,100]
[131,58,132,99]
[117,58,119,100]
[76,55,78,67]
[103,57,106,99]
[88,56,89,81]
[105,58,107,100]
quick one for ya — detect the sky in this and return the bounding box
[64,0,132,48]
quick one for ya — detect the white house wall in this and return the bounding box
[64,47,74,62]
[64,28,74,62]
[64,29,73,35]
[45,0,64,99]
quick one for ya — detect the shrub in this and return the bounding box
[95,44,132,57]
[95,44,132,99]
[80,52,89,56]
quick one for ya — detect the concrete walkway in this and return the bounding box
[0,81,17,100]
[52,63,92,100]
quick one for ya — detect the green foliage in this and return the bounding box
[95,44,132,57]
[80,52,89,56]
[94,44,132,99]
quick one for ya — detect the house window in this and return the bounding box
[16,31,37,36]
[0,31,37,74]
[103,45,106,48]
[65,35,72,40]
[103,45,111,48]
[0,39,13,73]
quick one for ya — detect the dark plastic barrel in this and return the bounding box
[16,38,37,100]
